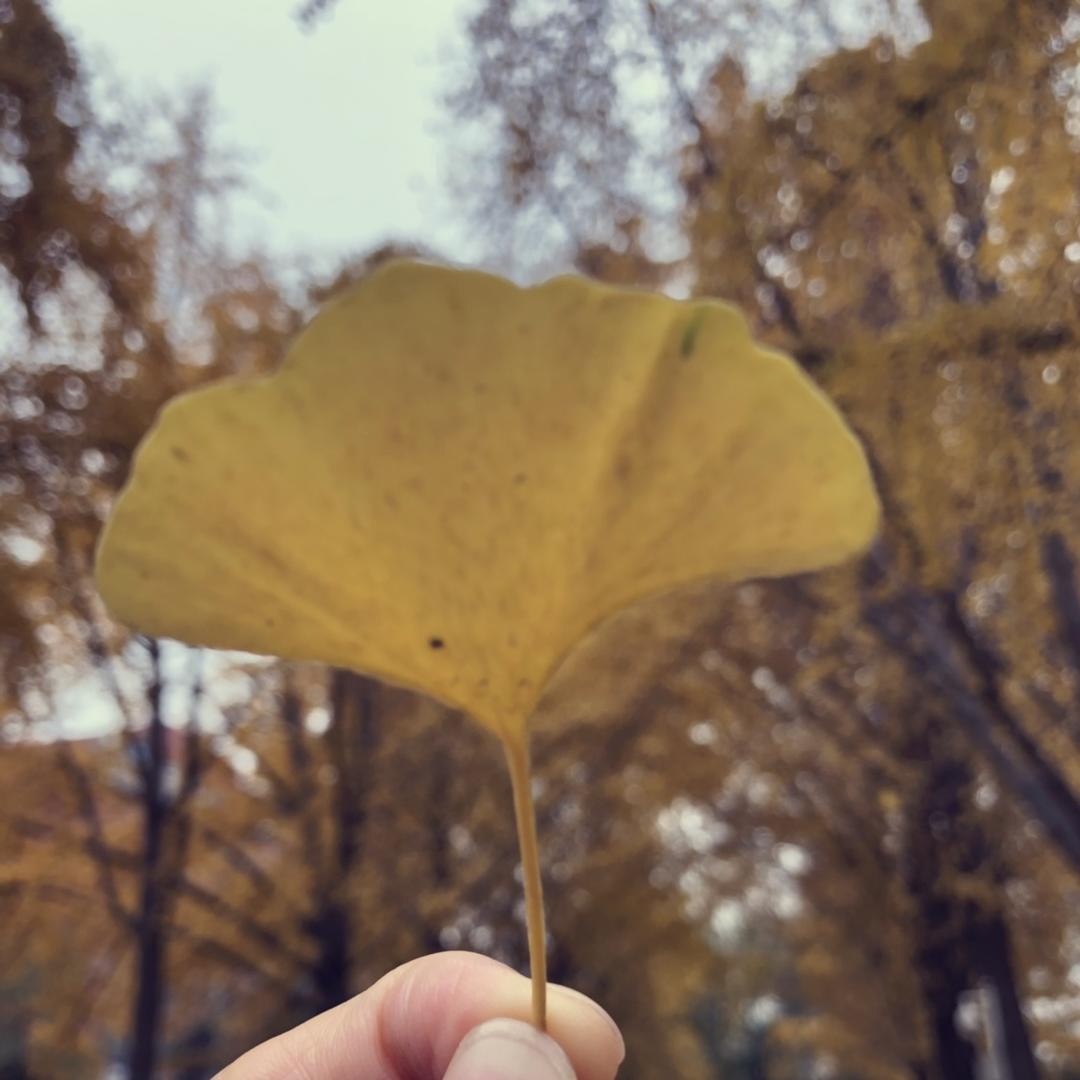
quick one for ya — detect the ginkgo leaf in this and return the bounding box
[96,259,879,737]
[96,259,879,1032]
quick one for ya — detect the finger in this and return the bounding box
[442,1018,577,1079]
[215,951,624,1080]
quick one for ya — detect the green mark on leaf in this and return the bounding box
[680,311,707,358]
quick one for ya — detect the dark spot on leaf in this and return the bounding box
[171,446,191,463]
[513,472,527,485]
[680,311,706,358]
[428,637,445,650]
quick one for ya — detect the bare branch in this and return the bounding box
[55,743,134,931]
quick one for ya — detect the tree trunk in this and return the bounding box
[976,916,1040,1080]
[0,1030,32,1080]
[309,901,352,1013]
[128,642,167,1080]
[128,902,166,1080]
[307,671,380,1013]
[910,918,979,1080]
[900,724,980,1080]
[866,581,1080,878]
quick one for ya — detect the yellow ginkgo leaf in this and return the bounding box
[95,259,879,1030]
[97,260,878,735]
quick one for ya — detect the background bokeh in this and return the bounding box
[3,1,1080,1077]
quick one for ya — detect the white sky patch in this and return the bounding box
[53,671,127,740]
[52,0,478,264]
[1,531,46,565]
[304,705,332,735]
[49,642,268,742]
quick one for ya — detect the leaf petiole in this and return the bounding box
[503,731,548,1030]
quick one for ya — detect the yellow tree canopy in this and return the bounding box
[96,260,877,736]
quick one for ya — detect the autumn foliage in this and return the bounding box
[2,0,1080,1078]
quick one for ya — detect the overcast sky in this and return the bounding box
[52,0,476,265]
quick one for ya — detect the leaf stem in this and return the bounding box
[503,731,547,1030]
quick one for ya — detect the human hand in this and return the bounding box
[216,951,625,1079]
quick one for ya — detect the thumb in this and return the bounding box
[444,1018,576,1080]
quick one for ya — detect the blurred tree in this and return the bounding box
[449,0,1080,1075]
[0,0,153,334]
[0,7,300,1075]
[5,0,1080,1077]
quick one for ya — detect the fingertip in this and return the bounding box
[545,984,625,1079]
[443,1018,576,1080]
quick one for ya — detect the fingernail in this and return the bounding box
[444,1018,576,1080]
